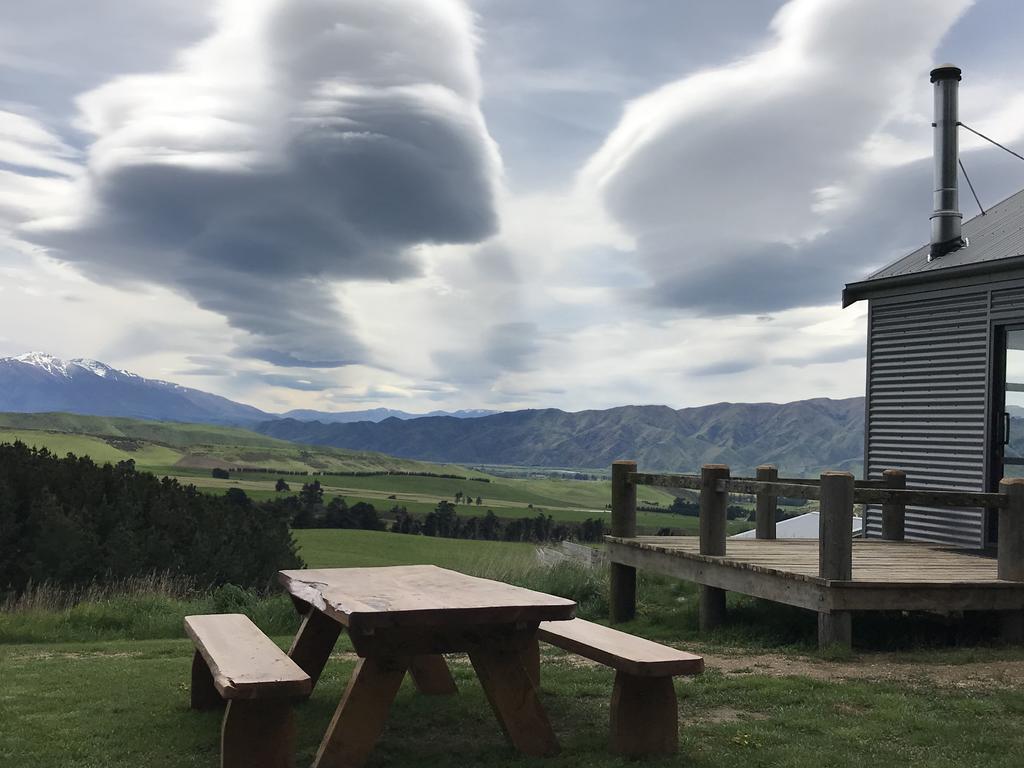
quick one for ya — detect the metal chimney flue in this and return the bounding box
[929,64,964,261]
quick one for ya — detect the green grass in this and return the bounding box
[3,529,1024,766]
[294,528,538,570]
[2,637,1023,768]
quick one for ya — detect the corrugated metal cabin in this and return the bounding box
[844,65,1024,548]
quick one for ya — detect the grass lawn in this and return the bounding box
[3,636,1024,768]
[4,530,1023,767]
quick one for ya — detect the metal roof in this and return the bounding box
[844,187,1024,304]
[730,512,863,540]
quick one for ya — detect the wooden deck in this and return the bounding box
[606,536,1024,614]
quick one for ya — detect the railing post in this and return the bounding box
[998,478,1024,642]
[818,471,854,649]
[610,460,638,624]
[881,469,907,541]
[755,465,777,540]
[698,464,730,630]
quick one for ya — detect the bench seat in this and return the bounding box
[185,613,311,768]
[538,618,704,678]
[529,618,703,757]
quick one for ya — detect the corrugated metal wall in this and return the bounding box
[864,289,990,546]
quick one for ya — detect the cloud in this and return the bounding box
[25,0,501,367]
[581,0,975,315]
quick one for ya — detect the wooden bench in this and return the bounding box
[525,618,704,757]
[185,614,312,768]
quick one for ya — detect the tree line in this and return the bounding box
[0,442,301,594]
[264,480,606,543]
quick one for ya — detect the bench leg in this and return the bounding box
[468,644,559,757]
[288,608,343,693]
[222,699,296,768]
[408,654,458,695]
[313,655,408,768]
[520,637,541,689]
[190,650,222,711]
[609,672,677,756]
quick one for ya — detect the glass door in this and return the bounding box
[990,326,1024,543]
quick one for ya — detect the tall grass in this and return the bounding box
[1,572,197,612]
[459,550,609,618]
[0,573,299,645]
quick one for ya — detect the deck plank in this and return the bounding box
[609,537,1012,584]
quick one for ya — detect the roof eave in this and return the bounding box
[842,253,1024,307]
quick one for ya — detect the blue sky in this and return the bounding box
[2,0,1024,413]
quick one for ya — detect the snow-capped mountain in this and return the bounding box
[0,353,503,427]
[0,352,271,425]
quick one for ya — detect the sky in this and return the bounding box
[3,0,1024,415]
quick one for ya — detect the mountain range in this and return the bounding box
[256,399,866,476]
[0,352,867,475]
[0,353,492,425]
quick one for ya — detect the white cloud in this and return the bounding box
[22,0,502,368]
[581,0,974,313]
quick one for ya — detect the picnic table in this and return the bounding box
[278,565,577,767]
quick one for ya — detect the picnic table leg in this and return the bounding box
[521,637,541,689]
[408,654,458,695]
[288,608,343,693]
[313,655,409,768]
[468,640,559,757]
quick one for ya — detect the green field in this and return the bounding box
[3,529,1024,767]
[294,528,537,570]
[0,412,478,475]
[0,412,730,534]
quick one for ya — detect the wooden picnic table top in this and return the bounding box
[278,564,577,632]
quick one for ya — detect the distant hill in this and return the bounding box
[281,407,498,423]
[0,352,497,426]
[0,352,271,426]
[257,398,866,476]
[0,411,478,476]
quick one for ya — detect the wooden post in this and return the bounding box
[881,469,907,541]
[818,471,854,649]
[610,460,638,624]
[609,673,678,756]
[699,464,730,630]
[755,465,777,539]
[998,478,1024,643]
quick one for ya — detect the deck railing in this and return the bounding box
[608,460,1024,625]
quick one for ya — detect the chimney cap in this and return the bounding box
[930,64,962,83]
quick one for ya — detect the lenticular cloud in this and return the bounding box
[28,0,502,367]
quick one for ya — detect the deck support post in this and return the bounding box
[699,464,730,631]
[818,471,854,649]
[998,478,1024,642]
[610,460,638,624]
[755,465,778,540]
[881,469,907,541]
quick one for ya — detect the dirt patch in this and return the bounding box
[14,650,144,661]
[694,707,769,724]
[334,647,1024,690]
[700,651,1024,689]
